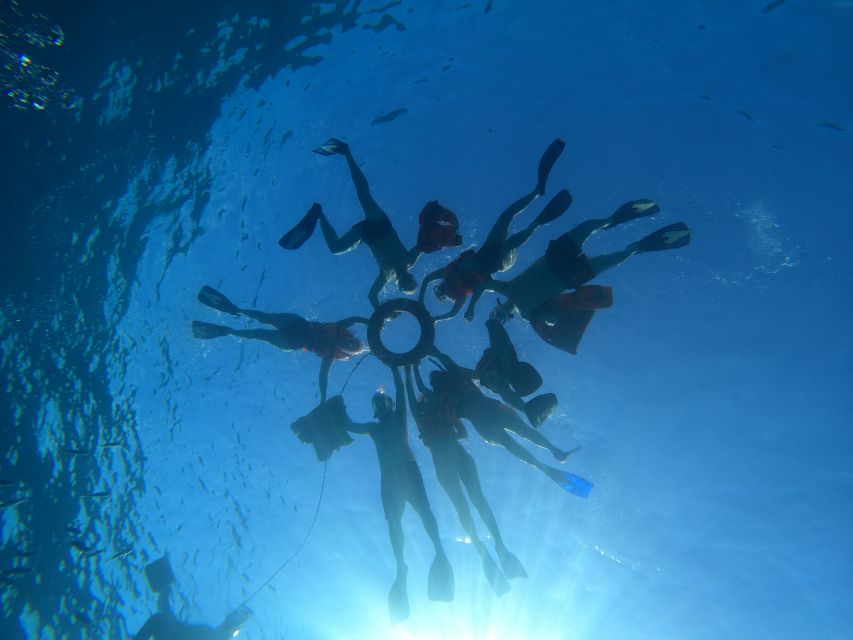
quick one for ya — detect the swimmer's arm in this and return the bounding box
[404,366,423,420]
[368,273,385,309]
[418,268,443,302]
[345,420,373,435]
[319,357,332,404]
[412,363,431,398]
[464,281,491,321]
[432,297,464,322]
[392,367,406,419]
[338,315,369,328]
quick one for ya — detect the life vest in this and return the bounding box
[415,404,465,446]
[440,249,488,301]
[433,370,479,419]
[531,285,613,355]
[417,201,462,253]
[303,322,359,360]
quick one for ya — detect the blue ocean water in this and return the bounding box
[1,1,852,638]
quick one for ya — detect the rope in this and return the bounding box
[232,459,328,613]
[228,353,370,615]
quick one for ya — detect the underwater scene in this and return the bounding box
[1,1,852,638]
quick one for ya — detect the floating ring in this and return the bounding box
[367,298,435,368]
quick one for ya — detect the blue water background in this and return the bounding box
[1,1,851,638]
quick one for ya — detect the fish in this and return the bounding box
[112,547,133,561]
[761,0,786,13]
[2,566,35,576]
[371,107,408,125]
[0,479,16,487]
[0,498,27,509]
[816,122,846,132]
[83,491,110,498]
[100,441,123,449]
[61,448,91,456]
[71,540,92,553]
[735,109,754,122]
[65,525,82,536]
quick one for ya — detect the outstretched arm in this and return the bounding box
[318,357,332,403]
[337,315,370,328]
[430,347,475,379]
[418,268,444,302]
[368,272,386,309]
[391,367,406,419]
[404,366,423,421]
[464,279,494,321]
[412,362,432,398]
[432,297,465,322]
[345,421,373,435]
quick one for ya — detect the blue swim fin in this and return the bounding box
[559,472,594,498]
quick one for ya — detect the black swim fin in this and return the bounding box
[278,203,321,250]
[474,542,511,597]
[427,552,455,602]
[495,545,527,580]
[388,571,409,624]
[536,138,566,195]
[604,199,660,229]
[191,321,231,340]
[197,285,239,316]
[533,188,573,226]
[508,361,543,397]
[629,222,691,253]
[524,392,558,428]
[313,138,348,156]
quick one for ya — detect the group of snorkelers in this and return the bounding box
[173,135,691,629]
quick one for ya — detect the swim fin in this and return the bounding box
[536,138,566,195]
[144,556,175,594]
[474,542,511,597]
[496,545,528,580]
[427,552,455,602]
[278,203,322,250]
[629,222,691,253]
[197,285,239,316]
[313,137,348,156]
[191,321,231,340]
[388,571,409,624]
[604,199,660,229]
[533,188,573,226]
[557,471,594,498]
[524,392,558,428]
[508,361,543,397]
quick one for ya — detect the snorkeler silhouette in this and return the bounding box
[405,364,527,595]
[191,285,368,402]
[132,556,251,640]
[343,367,454,623]
[279,138,461,308]
[426,348,592,497]
[419,138,571,320]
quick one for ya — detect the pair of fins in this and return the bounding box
[279,138,344,250]
[193,285,240,339]
[603,199,691,252]
[388,552,454,624]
